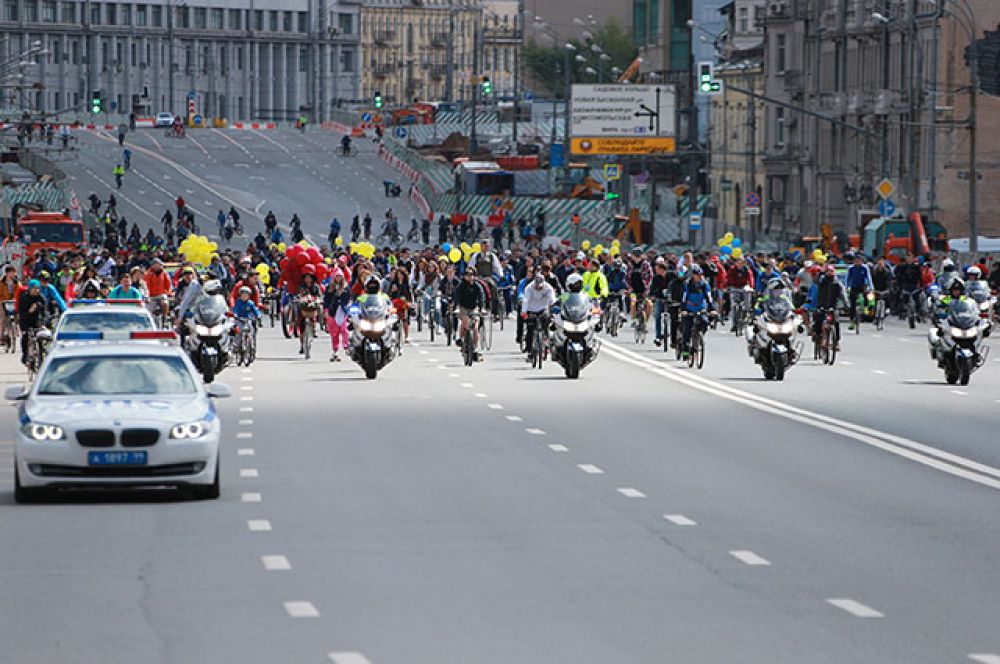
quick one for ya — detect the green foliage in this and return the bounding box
[524,18,639,96]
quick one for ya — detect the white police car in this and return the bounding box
[6,332,231,502]
[155,112,175,128]
[54,300,156,340]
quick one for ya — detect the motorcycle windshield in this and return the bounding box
[561,294,591,322]
[766,297,793,321]
[194,295,228,324]
[359,299,389,320]
[967,282,989,303]
[948,299,979,328]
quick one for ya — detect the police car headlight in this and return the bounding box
[170,422,208,439]
[563,320,590,332]
[22,423,65,441]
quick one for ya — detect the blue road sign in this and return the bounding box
[361,112,372,122]
[746,192,761,208]
[393,126,408,139]
[192,114,203,125]
[689,212,702,230]
[550,143,565,168]
[879,198,897,217]
[187,90,197,101]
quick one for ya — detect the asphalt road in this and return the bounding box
[0,138,997,662]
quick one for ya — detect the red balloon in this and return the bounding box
[301,263,316,275]
[315,265,329,281]
[279,258,290,271]
[286,244,303,258]
[294,253,309,267]
[307,247,322,263]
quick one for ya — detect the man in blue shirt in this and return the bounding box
[680,265,714,357]
[844,254,873,328]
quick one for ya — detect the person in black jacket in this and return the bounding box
[17,280,46,366]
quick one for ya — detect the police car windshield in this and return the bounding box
[60,312,153,332]
[37,356,197,396]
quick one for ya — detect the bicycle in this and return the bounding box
[873,290,888,331]
[280,290,299,339]
[678,312,708,369]
[478,309,493,351]
[149,295,170,330]
[300,313,317,360]
[461,311,480,367]
[234,317,258,366]
[526,312,549,369]
[1,301,17,353]
[902,289,923,330]
[632,298,649,344]
[335,146,357,157]
[814,309,838,365]
[604,295,622,337]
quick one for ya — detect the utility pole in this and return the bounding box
[470,17,480,154]
[746,67,757,235]
[927,0,941,221]
[562,46,571,144]
[687,21,698,247]
[168,0,175,114]
[445,0,455,103]
[967,14,978,254]
[512,0,523,145]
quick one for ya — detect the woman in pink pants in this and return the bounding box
[323,270,352,361]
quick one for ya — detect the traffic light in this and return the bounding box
[697,62,721,95]
[482,76,492,96]
[90,90,102,114]
[604,192,621,202]
[374,91,383,109]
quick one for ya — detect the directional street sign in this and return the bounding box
[192,114,203,126]
[361,112,372,123]
[393,127,408,139]
[876,178,895,199]
[689,212,702,230]
[878,198,897,217]
[604,163,622,181]
[187,90,197,101]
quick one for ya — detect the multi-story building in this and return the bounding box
[0,0,362,122]
[762,0,999,239]
[482,0,519,99]
[707,0,767,229]
[359,0,481,106]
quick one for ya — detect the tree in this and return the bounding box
[524,18,639,97]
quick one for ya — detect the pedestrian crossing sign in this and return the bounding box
[604,164,622,181]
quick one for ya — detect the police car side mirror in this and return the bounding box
[4,384,27,401]
[205,383,232,399]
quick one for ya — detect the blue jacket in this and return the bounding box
[681,279,713,313]
[232,298,261,319]
[845,264,873,289]
[40,283,67,312]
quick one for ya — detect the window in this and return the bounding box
[115,41,122,66]
[151,5,161,27]
[753,5,764,30]
[105,2,115,25]
[130,42,136,66]
[775,107,785,147]
[342,49,353,73]
[211,8,223,29]
[269,10,277,31]
[52,38,61,63]
[229,9,241,30]
[61,1,75,22]
[298,11,307,32]
[3,0,18,21]
[101,40,109,67]
[184,45,192,70]
[775,33,786,73]
[42,1,56,21]
[24,0,38,22]
[299,47,308,72]
[219,45,226,70]
[176,6,188,29]
[649,0,659,39]
[70,38,79,64]
[236,45,244,70]
[120,4,131,25]
[253,10,262,30]
[633,0,647,45]
[137,4,146,26]
[201,45,209,72]
[283,10,292,31]
[338,13,352,34]
[738,7,748,32]
[194,7,206,29]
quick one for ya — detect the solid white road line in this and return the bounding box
[283,601,319,618]
[261,555,291,571]
[826,598,884,618]
[525,428,546,435]
[237,448,255,456]
[487,403,503,410]
[241,492,262,503]
[729,550,771,566]
[601,340,1000,490]
[969,654,1000,664]
[663,514,698,526]
[548,444,569,452]
[617,488,646,498]
[577,464,604,474]
[505,415,523,422]
[239,469,259,478]
[247,519,272,532]
[328,653,373,664]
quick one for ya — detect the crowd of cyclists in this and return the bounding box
[5,194,1000,375]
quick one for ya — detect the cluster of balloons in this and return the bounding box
[179,235,219,267]
[717,232,744,259]
[255,262,271,286]
[349,241,376,260]
[811,248,829,264]
[279,243,331,290]
[580,239,621,257]
[441,242,481,264]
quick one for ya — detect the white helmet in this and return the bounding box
[203,279,224,296]
[967,266,982,277]
[566,273,584,293]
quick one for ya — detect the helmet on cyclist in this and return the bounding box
[364,275,380,294]
[613,258,623,268]
[238,286,252,296]
[203,279,224,296]
[566,273,584,293]
[689,265,704,276]
[181,266,196,276]
[533,274,545,288]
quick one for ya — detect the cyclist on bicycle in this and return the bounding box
[650,260,671,346]
[679,266,714,359]
[233,286,262,322]
[16,279,46,366]
[469,240,502,317]
[808,264,847,347]
[844,254,873,329]
[386,267,413,344]
[340,134,352,156]
[296,272,322,355]
[627,249,653,326]
[582,260,608,302]
[146,258,173,323]
[454,269,485,361]
[520,273,556,359]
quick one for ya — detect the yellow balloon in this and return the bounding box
[299,240,309,248]
[610,246,620,257]
[581,240,591,251]
[593,244,604,255]
[335,236,343,247]
[449,248,462,263]
[731,247,743,259]
[471,242,481,254]
[611,239,621,247]
[260,273,270,285]
[325,257,333,264]
[438,255,447,263]
[460,242,470,251]
[278,242,287,252]
[724,232,734,242]
[717,238,728,247]
[208,242,218,251]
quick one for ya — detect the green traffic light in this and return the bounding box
[482,77,492,95]
[605,192,620,201]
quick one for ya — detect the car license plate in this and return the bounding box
[88,451,148,466]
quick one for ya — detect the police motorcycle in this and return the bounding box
[928,282,989,386]
[348,279,401,380]
[184,280,234,383]
[746,280,804,381]
[551,276,601,379]
[966,279,996,337]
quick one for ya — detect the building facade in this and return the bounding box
[0,0,361,122]
[761,0,999,239]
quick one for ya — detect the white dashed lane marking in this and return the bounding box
[241,492,261,503]
[525,428,546,435]
[247,519,272,532]
[237,448,255,456]
[871,369,888,375]
[505,415,523,422]
[729,550,771,566]
[487,403,503,410]
[239,469,259,478]
[240,406,254,412]
[663,514,697,526]
[826,598,884,618]
[548,444,569,452]
[617,488,646,498]
[460,383,474,388]
[262,555,291,571]
[969,655,1000,664]
[328,653,374,664]
[239,419,254,425]
[240,396,254,402]
[284,601,320,618]
[473,393,487,398]
[577,464,604,474]
[237,432,254,439]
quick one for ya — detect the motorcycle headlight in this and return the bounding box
[766,321,796,335]
[195,324,210,336]
[358,320,386,333]
[948,326,976,339]
[21,423,65,441]
[563,320,590,333]
[170,421,208,439]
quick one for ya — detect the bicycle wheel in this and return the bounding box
[687,332,697,368]
[415,301,423,333]
[826,325,838,365]
[875,299,886,331]
[463,330,474,366]
[534,329,544,369]
[695,332,705,369]
[485,315,493,350]
[633,314,642,344]
[429,308,436,342]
